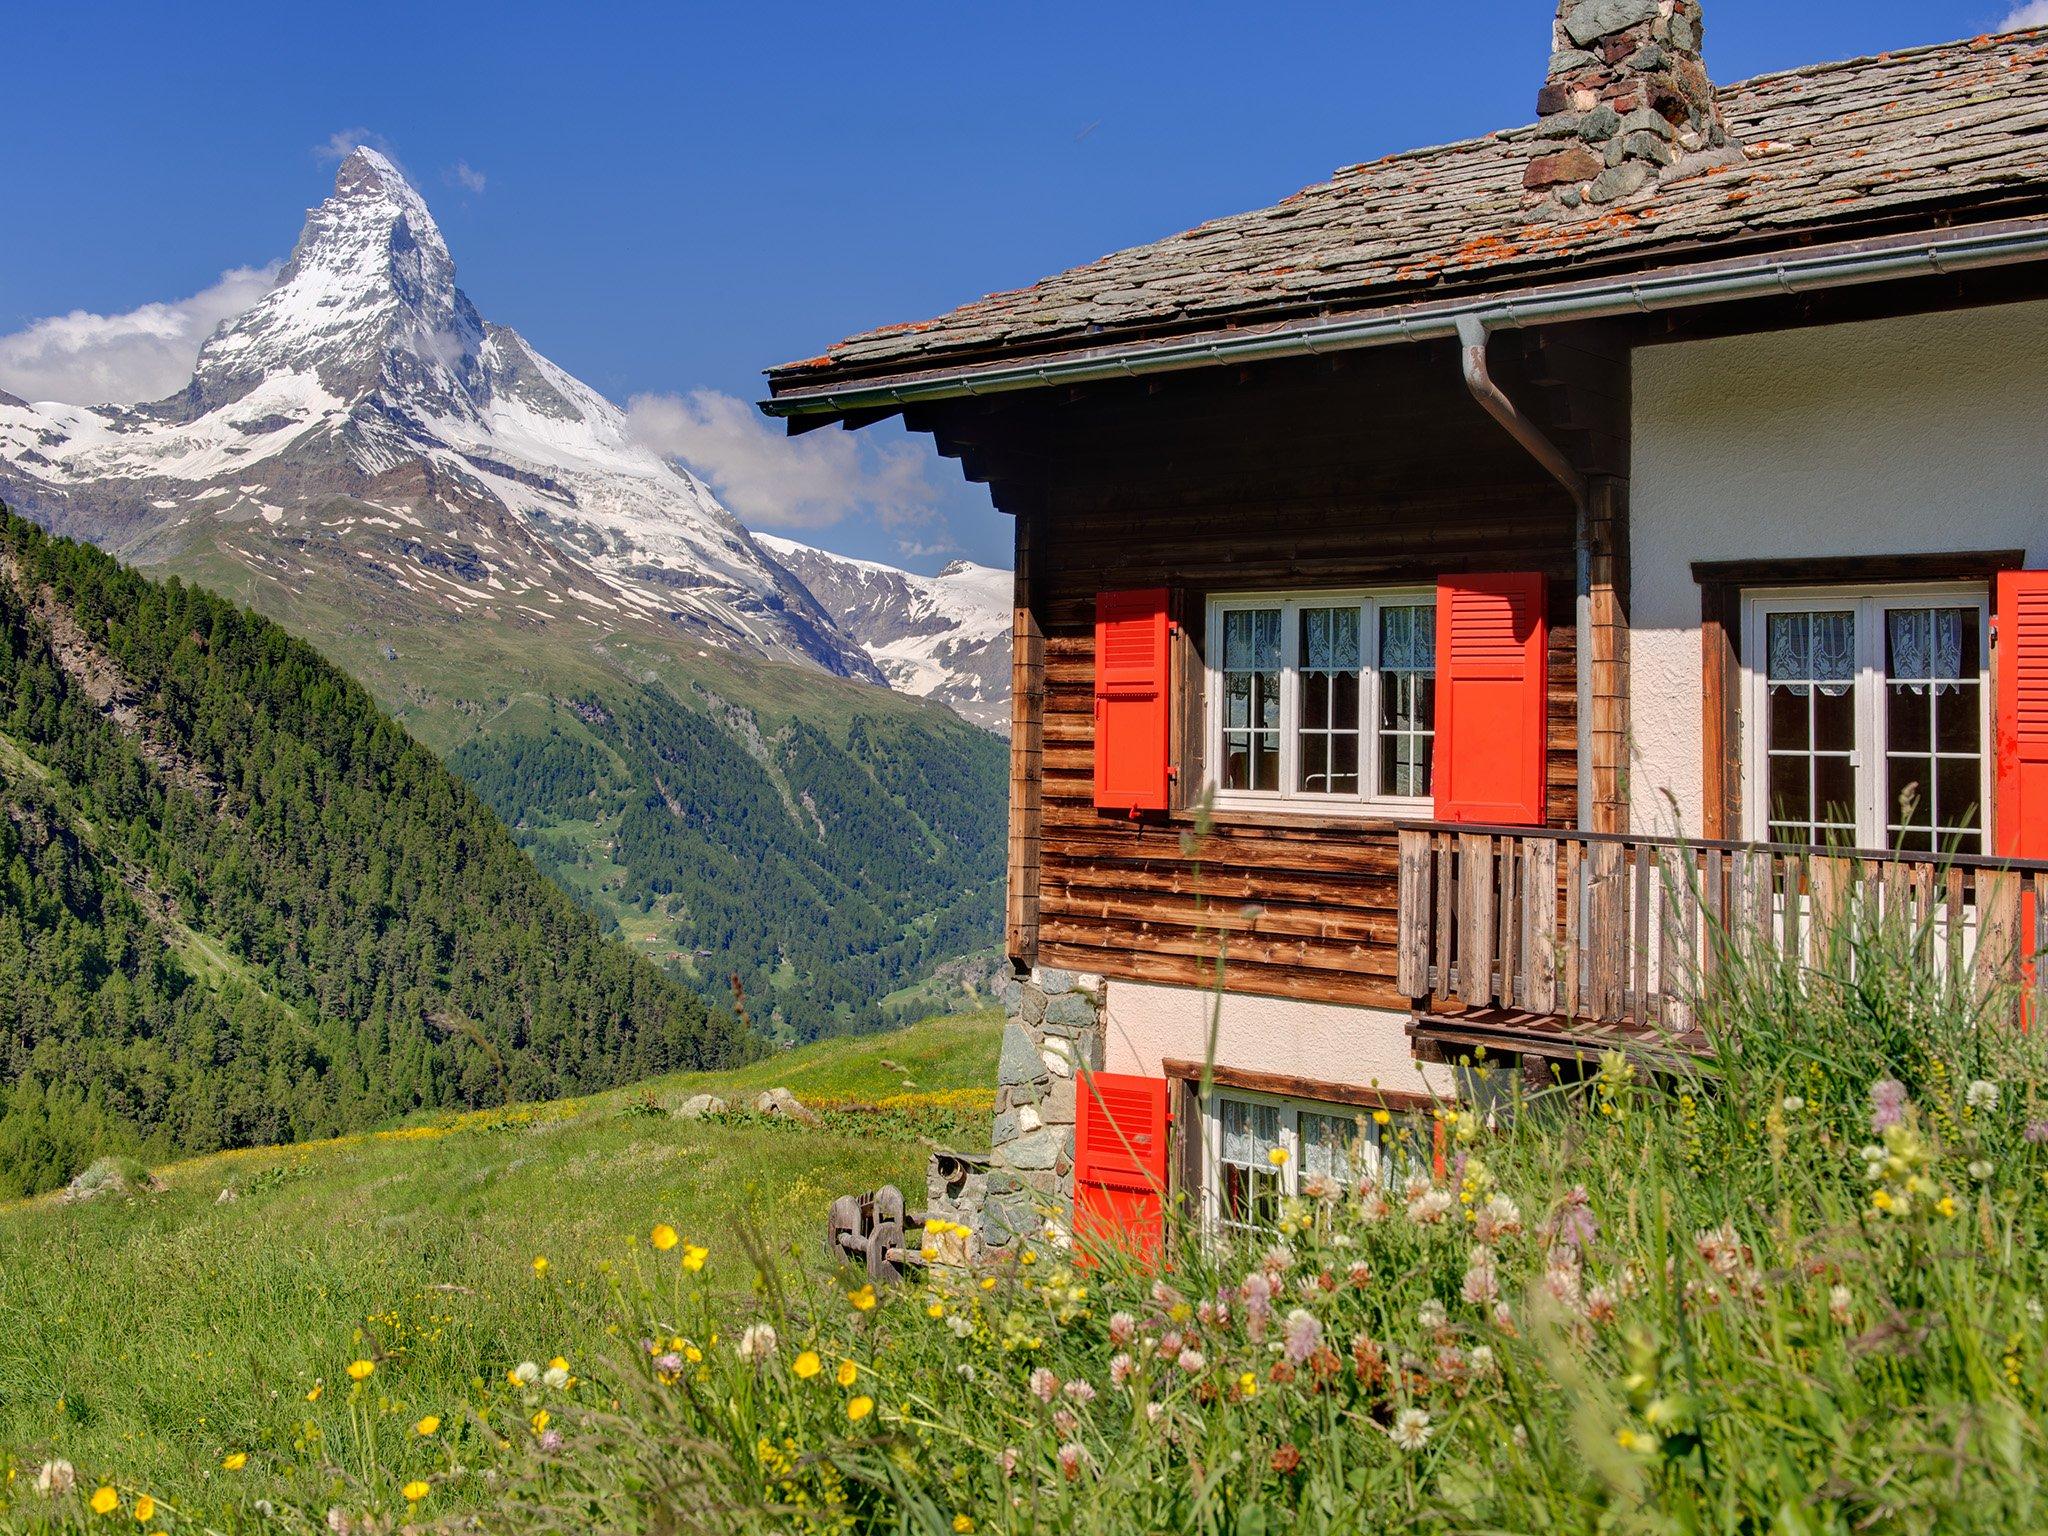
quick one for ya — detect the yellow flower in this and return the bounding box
[305,1381,323,1402]
[346,1359,375,1382]
[682,1243,708,1272]
[793,1351,822,1380]
[531,1409,551,1434]
[222,1453,248,1471]
[980,1277,997,1291]
[416,1415,441,1436]
[846,1395,874,1422]
[91,1487,120,1515]
[531,1256,549,1276]
[1936,1195,1957,1218]
[1872,1190,1895,1212]
[927,1301,946,1319]
[835,1359,859,1388]
[953,1517,976,1534]
[849,1284,877,1312]
[549,1356,570,1372]
[402,1480,430,1503]
[1267,1146,1289,1167]
[1373,1109,1391,1125]
[1239,1371,1258,1397]
[651,1223,679,1252]
[132,1496,156,1524]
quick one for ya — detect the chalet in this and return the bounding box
[763,4,2048,1256]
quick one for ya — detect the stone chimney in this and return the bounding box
[1525,0,1738,210]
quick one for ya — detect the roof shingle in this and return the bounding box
[769,28,2048,392]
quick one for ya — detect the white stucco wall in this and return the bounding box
[1631,299,2048,835]
[1101,979,1457,1098]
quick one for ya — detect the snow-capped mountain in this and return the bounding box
[759,535,1011,733]
[0,148,873,680]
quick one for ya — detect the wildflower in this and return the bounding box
[1064,1379,1097,1405]
[1870,1079,1908,1133]
[1695,1222,1746,1280]
[1512,1424,1529,1449]
[1782,1094,1805,1113]
[737,1323,778,1364]
[1968,1079,2000,1113]
[539,1429,563,1453]
[1030,1367,1060,1403]
[948,1314,973,1338]
[954,1518,976,1534]
[511,1361,540,1387]
[1616,1427,1659,1455]
[1351,1334,1387,1387]
[848,1284,877,1312]
[998,1447,1020,1477]
[1109,1352,1136,1388]
[1282,1308,1323,1366]
[1544,1186,1599,1251]
[1469,1345,1498,1378]
[543,1364,570,1389]
[2028,1120,2048,1145]
[682,1243,708,1272]
[222,1453,248,1471]
[1462,1245,1500,1306]
[793,1350,822,1380]
[133,1495,156,1523]
[1346,1261,1373,1289]
[530,1409,551,1435]
[1271,1444,1302,1474]
[1108,1311,1137,1347]
[1267,1146,1289,1168]
[1387,1407,1434,1451]
[35,1461,76,1497]
[926,1301,946,1319]
[416,1415,441,1436]
[1056,1442,1089,1481]
[651,1223,679,1252]
[531,1256,549,1277]
[1242,1271,1275,1341]
[846,1395,874,1422]
[1969,1159,1994,1182]
[653,1351,684,1383]
[1417,1299,1448,1333]
[1828,1285,1853,1325]
[1053,1407,1078,1436]
[1145,1401,1165,1424]
[1177,1347,1205,1374]
[346,1358,375,1382]
[402,1481,429,1503]
[836,1359,859,1388]
[91,1487,120,1515]
[1473,1194,1523,1244]
[1408,1189,1455,1225]
[1936,1195,1958,1218]
[1585,1283,1618,1325]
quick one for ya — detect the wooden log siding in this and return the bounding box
[940,343,1582,1007]
[1397,824,2048,1032]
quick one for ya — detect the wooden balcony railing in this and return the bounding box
[1396,823,2048,1037]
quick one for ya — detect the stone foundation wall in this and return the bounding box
[976,966,1105,1255]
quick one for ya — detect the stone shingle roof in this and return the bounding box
[768,27,2048,393]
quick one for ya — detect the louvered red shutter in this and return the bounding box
[1434,572,1548,825]
[1997,571,2048,860]
[1072,1071,1169,1262]
[1095,589,1172,814]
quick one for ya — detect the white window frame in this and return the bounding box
[1740,582,1991,852]
[1204,588,1436,818]
[1201,1088,1412,1235]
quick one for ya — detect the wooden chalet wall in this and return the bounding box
[920,340,1584,1012]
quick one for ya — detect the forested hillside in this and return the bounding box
[0,508,756,1198]
[449,691,1007,1038]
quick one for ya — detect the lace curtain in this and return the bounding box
[1767,611,1855,697]
[1220,1099,1280,1166]
[1380,604,1435,673]
[1223,609,1282,672]
[1887,607,1964,695]
[1301,607,1361,671]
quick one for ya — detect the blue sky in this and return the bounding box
[3,0,2033,571]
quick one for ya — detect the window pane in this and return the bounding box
[1218,1098,1284,1232]
[1935,756,1983,843]
[1935,682,1980,754]
[1767,752,1812,831]
[1812,687,1855,753]
[1377,605,1435,800]
[1768,684,1810,752]
[1887,755,1932,831]
[1882,604,1982,855]
[1296,607,1361,798]
[1221,610,1284,794]
[1301,733,1330,793]
[1887,684,1931,754]
[1763,607,1856,844]
[1300,1112,1361,1184]
[1814,753,1857,834]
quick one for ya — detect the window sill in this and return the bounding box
[1169,796,1432,832]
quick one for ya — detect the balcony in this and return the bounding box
[1394,823,2048,1066]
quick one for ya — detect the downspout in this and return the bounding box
[1456,314,1596,835]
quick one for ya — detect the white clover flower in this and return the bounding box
[543,1365,571,1389]
[34,1460,76,1498]
[1828,1284,1853,1325]
[1417,1299,1448,1332]
[1970,1159,1994,1181]
[1469,1345,1497,1377]
[1029,1367,1060,1403]
[1782,1095,1805,1113]
[1968,1079,2001,1112]
[511,1361,540,1387]
[947,1314,973,1339]
[1176,1347,1205,1374]
[736,1323,777,1364]
[1387,1407,1434,1451]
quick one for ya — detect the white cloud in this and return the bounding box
[625,389,941,534]
[314,127,398,164]
[447,161,487,195]
[2003,2,2048,28]
[0,264,280,406]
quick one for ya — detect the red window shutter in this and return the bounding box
[1072,1071,1169,1262]
[1433,572,1548,826]
[1094,589,1172,813]
[1997,571,2048,860]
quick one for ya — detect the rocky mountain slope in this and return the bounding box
[759,535,1011,733]
[0,150,1007,1039]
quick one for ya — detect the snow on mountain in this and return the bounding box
[0,148,873,680]
[758,535,1011,733]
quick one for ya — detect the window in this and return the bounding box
[1207,591,1436,813]
[1204,1090,1421,1236]
[1743,585,1989,853]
